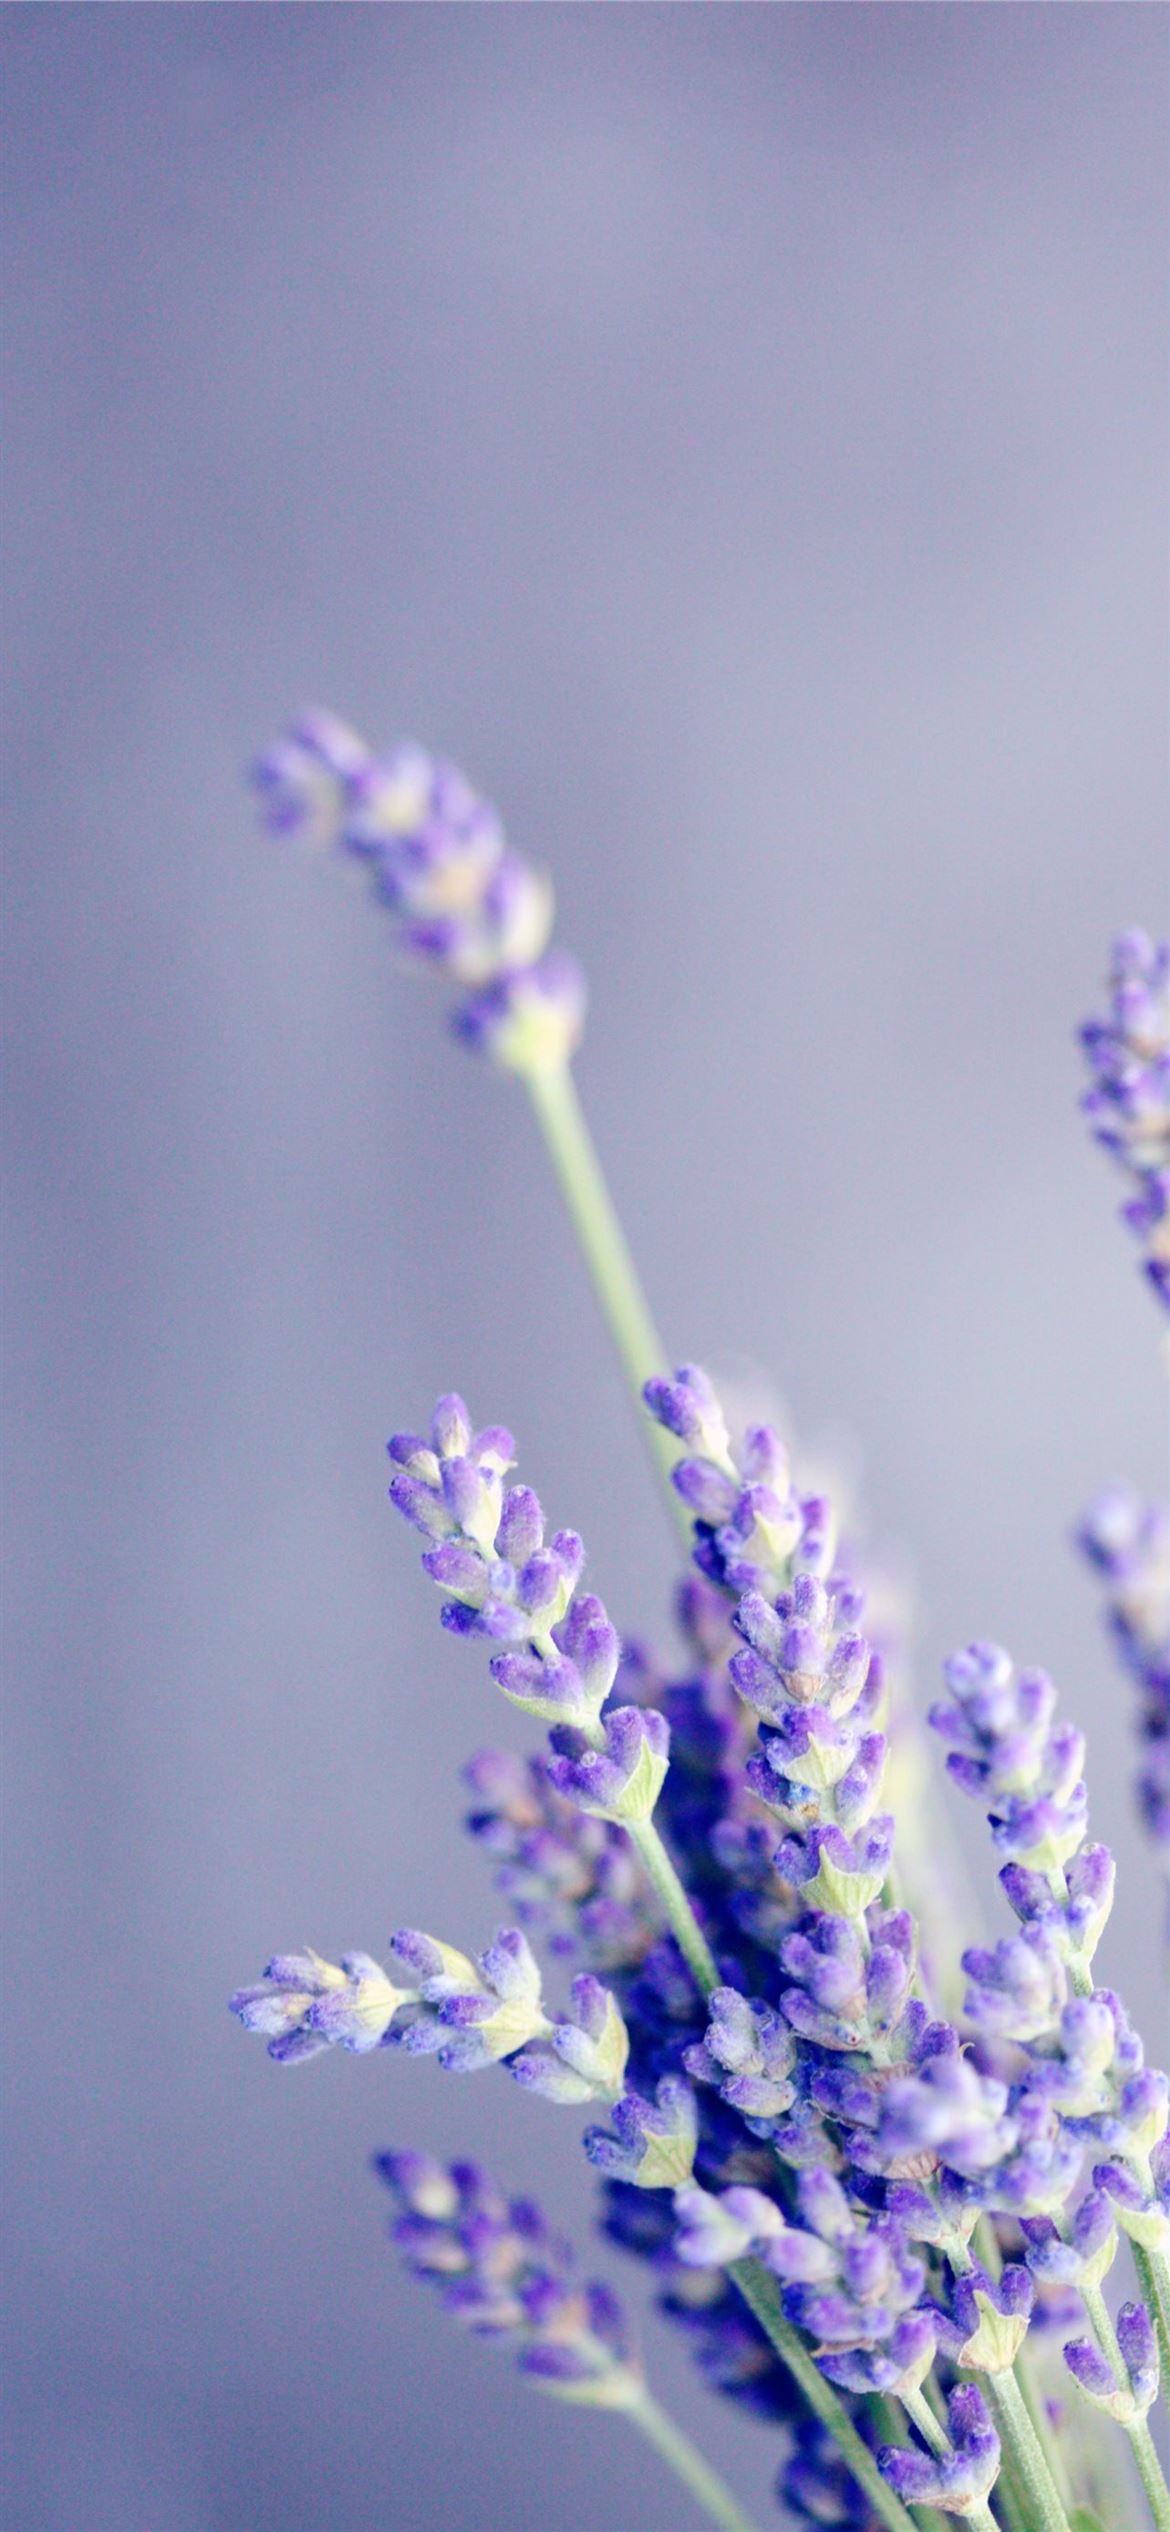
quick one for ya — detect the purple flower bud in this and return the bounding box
[879,2382,999,2514]
[643,1366,731,1458]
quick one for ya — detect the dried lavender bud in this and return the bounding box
[389,1395,621,1729]
[390,1925,553,2072]
[934,2263,1034,2374]
[643,1367,817,1597]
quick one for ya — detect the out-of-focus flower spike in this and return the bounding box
[252,713,585,1073]
[1079,929,1170,1310]
[374,2149,643,2408]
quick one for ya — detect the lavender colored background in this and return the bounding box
[3,8,1166,2528]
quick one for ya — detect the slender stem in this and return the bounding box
[1133,2241,1170,2397]
[629,1816,720,1995]
[626,2387,763,2532]
[982,2364,1075,2532]
[727,2257,921,2532]
[523,1062,690,1538]
[1127,2420,1170,2532]
[900,2388,999,2532]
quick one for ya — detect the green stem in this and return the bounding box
[1133,2241,1170,2397]
[900,2388,998,2532]
[629,1816,720,1995]
[1126,2420,1170,2532]
[523,1061,689,1538]
[1079,2279,1170,2531]
[727,2257,921,2532]
[626,2387,763,2532]
[982,2364,1074,2532]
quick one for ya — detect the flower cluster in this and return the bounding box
[1078,1488,1170,1869]
[931,1640,1169,2399]
[235,729,1170,2532]
[252,712,585,1070]
[1079,928,1170,1309]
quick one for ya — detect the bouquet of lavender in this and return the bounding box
[233,712,1170,2532]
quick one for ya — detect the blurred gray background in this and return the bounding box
[2,7,1166,2528]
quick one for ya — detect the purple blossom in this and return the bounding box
[253,714,587,1069]
[643,1368,826,1598]
[462,1746,657,1970]
[389,1395,623,1730]
[547,1705,671,1826]
[1064,2299,1159,2423]
[508,1973,630,2107]
[684,1988,798,2126]
[879,2383,1000,2517]
[934,2262,1034,2373]
[388,1925,554,2072]
[932,1644,1089,1879]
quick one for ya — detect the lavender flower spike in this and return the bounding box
[1064,2299,1159,2424]
[252,713,586,1071]
[643,1366,813,1597]
[585,2078,699,2189]
[229,1947,416,2061]
[1079,929,1170,1309]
